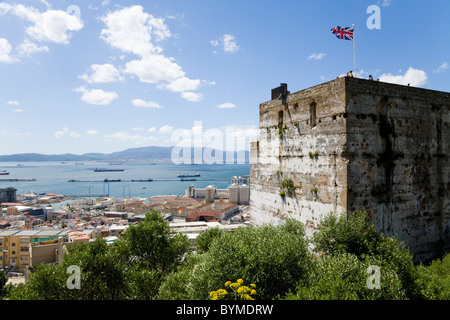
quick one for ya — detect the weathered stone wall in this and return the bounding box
[250,78,349,236]
[250,77,449,261]
[344,79,450,262]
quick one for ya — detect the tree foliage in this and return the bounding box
[160,219,312,300]
[5,209,450,300]
[7,210,190,300]
[415,253,450,300]
[293,211,424,299]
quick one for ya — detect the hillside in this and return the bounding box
[0,146,250,163]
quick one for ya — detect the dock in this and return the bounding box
[0,178,36,182]
[68,178,230,183]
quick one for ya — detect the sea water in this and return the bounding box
[0,161,250,198]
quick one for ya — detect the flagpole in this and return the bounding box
[353,24,356,78]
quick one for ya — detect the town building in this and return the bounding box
[186,184,250,205]
[0,229,95,272]
[0,187,16,203]
[250,77,449,262]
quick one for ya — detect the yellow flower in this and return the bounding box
[250,289,257,296]
[224,281,231,287]
[237,278,244,285]
[242,294,254,300]
[230,282,240,290]
[211,295,219,300]
[218,289,228,296]
[250,283,256,288]
[209,291,216,298]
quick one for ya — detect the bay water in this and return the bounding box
[0,161,250,198]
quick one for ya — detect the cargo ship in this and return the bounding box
[94,168,124,172]
[177,173,200,178]
[0,170,9,175]
[104,179,121,182]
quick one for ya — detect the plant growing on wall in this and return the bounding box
[280,178,296,196]
[308,151,319,159]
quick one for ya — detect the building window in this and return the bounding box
[20,238,29,243]
[310,102,317,128]
[20,247,28,252]
[20,255,28,261]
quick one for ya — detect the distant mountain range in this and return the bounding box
[0,146,250,163]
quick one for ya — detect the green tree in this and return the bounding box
[164,219,312,300]
[415,253,450,300]
[157,253,201,300]
[1,270,9,298]
[8,263,67,300]
[8,210,190,300]
[61,238,127,300]
[195,227,224,254]
[116,210,190,299]
[310,211,422,299]
[285,253,405,300]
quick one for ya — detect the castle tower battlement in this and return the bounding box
[250,77,449,262]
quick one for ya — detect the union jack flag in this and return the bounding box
[331,26,354,41]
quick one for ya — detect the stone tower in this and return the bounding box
[250,77,449,262]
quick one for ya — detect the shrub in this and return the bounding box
[181,221,312,300]
[415,254,450,300]
[285,253,406,300]
[311,211,422,299]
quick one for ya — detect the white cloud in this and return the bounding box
[307,53,326,60]
[103,131,156,143]
[148,127,156,133]
[70,131,80,138]
[0,3,83,45]
[159,125,174,134]
[11,108,23,112]
[124,54,184,84]
[86,130,98,135]
[132,99,163,109]
[379,67,428,87]
[17,39,49,57]
[158,76,201,92]
[433,62,448,74]
[181,92,203,102]
[7,100,20,106]
[378,0,392,7]
[54,127,69,138]
[211,34,239,53]
[100,5,170,56]
[74,86,119,105]
[0,38,18,63]
[100,5,205,101]
[1,129,31,137]
[80,64,123,83]
[222,34,239,53]
[217,102,236,109]
[0,3,82,63]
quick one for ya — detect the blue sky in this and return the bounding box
[0,0,449,155]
